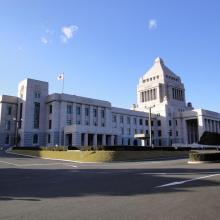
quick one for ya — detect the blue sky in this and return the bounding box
[0,0,220,112]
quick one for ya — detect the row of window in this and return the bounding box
[49,104,105,118]
[112,116,162,127]
[143,75,160,83]
[166,75,179,82]
[140,88,157,102]
[120,129,178,137]
[172,88,184,101]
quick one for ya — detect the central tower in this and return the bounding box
[135,57,186,114]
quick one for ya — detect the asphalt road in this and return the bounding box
[0,150,220,220]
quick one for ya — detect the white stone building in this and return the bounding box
[1,57,220,147]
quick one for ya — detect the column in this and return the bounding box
[98,107,102,127]
[102,134,106,146]
[110,135,114,146]
[144,91,147,102]
[84,133,88,146]
[93,134,97,146]
[72,103,76,124]
[89,105,93,126]
[81,104,85,126]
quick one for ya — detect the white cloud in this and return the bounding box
[148,19,157,30]
[40,36,48,44]
[61,25,78,43]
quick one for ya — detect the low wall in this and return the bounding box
[12,150,189,162]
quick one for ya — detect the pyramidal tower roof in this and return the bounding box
[154,56,164,63]
[142,57,180,80]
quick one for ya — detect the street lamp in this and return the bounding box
[145,105,155,148]
[13,118,22,147]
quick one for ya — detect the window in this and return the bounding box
[169,130,172,136]
[76,106,81,115]
[7,106,12,115]
[145,120,148,126]
[67,105,72,114]
[34,102,40,129]
[66,119,72,125]
[176,131,179,137]
[33,134,38,144]
[48,134,51,144]
[121,127,124,135]
[157,120,161,126]
[112,115,117,123]
[101,109,105,118]
[120,116,124,123]
[49,120,52,129]
[139,119,143,126]
[35,92,40,98]
[158,130,162,137]
[134,129,137,134]
[49,105,52,114]
[5,120,11,130]
[151,120,154,126]
[85,107,89,116]
[5,134,9,144]
[127,117,130,124]
[175,120,178,126]
[93,108,97,117]
[127,128,131,135]
[158,139,162,146]
[133,118,137,125]
[169,120,172,126]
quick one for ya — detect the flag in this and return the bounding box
[57,73,64,80]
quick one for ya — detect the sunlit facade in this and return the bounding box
[1,57,220,147]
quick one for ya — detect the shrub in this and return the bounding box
[45,146,68,151]
[79,145,191,151]
[199,132,220,145]
[190,151,220,162]
[12,146,43,151]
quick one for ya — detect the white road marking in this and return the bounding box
[0,160,20,167]
[156,173,220,188]
[140,172,167,175]
[0,160,78,168]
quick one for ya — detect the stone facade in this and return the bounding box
[0,57,220,147]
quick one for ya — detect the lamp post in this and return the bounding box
[13,118,21,147]
[146,105,155,148]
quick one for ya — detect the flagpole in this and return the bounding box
[62,73,64,93]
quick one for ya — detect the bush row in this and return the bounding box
[13,145,219,152]
[190,151,220,162]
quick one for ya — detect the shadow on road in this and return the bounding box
[0,166,220,201]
